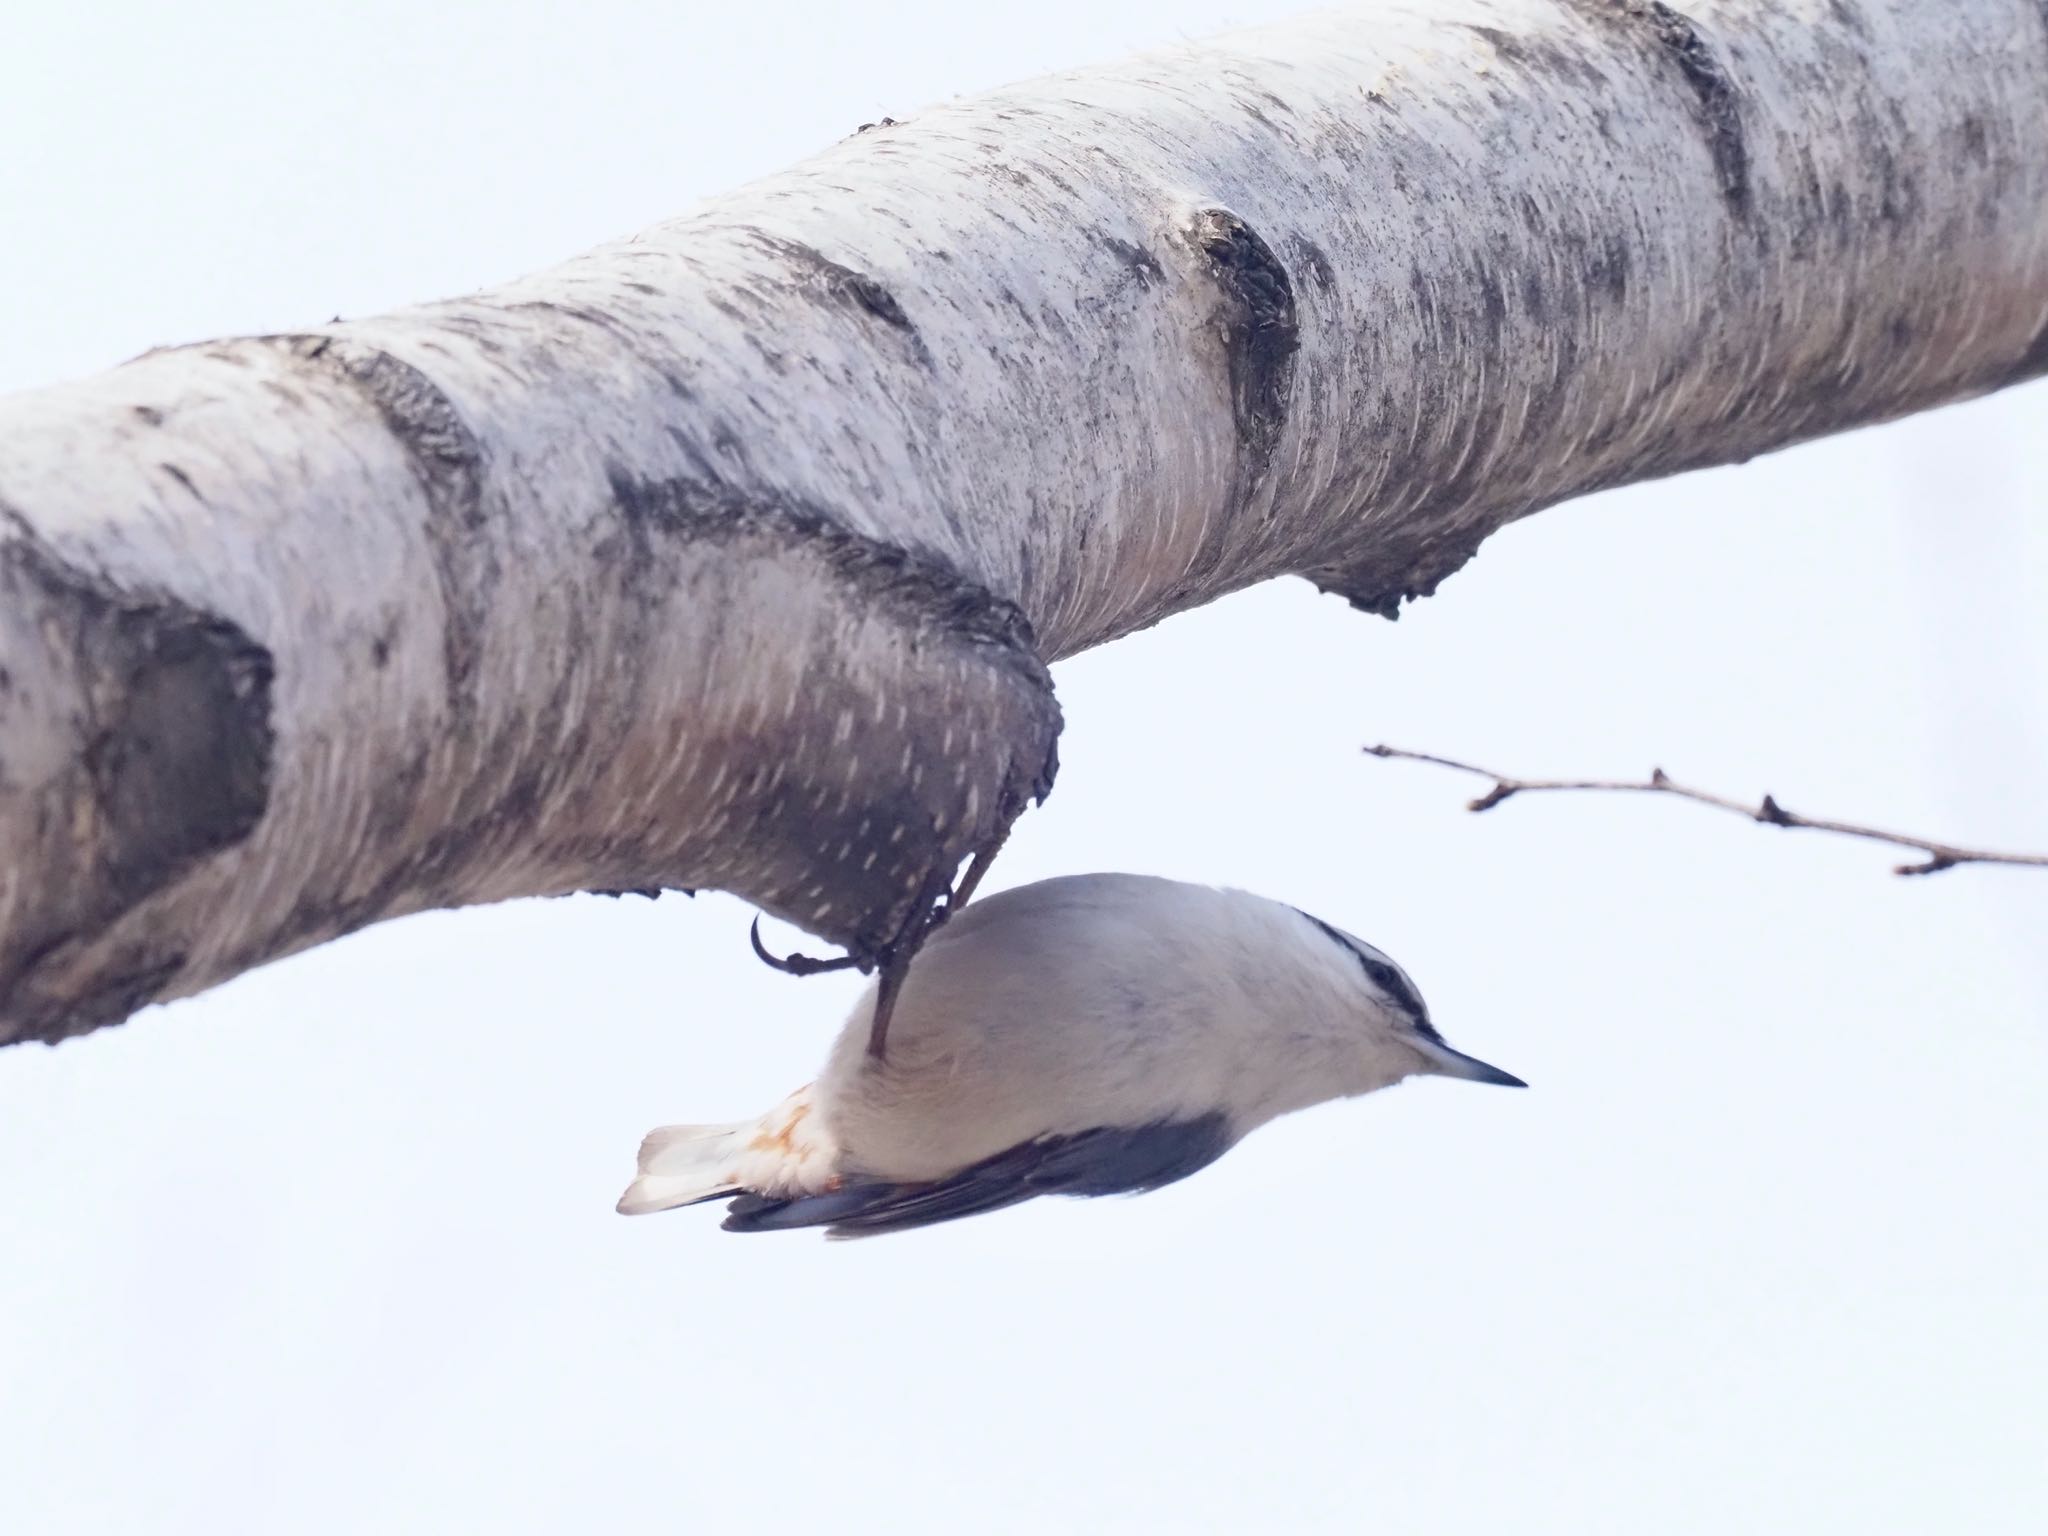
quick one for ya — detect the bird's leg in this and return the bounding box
[940,833,1004,917]
[749,829,1007,988]
[754,905,911,1060]
[861,864,951,1059]
[747,826,1018,1058]
[863,832,1012,1059]
[865,958,910,1060]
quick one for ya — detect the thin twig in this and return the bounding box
[1363,745,2048,877]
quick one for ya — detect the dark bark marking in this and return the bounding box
[1584,0,1750,218]
[1035,166,1082,201]
[741,231,927,358]
[1864,139,1919,230]
[0,522,273,1042]
[1093,233,1164,286]
[1291,238,1336,293]
[604,470,1047,677]
[995,286,1038,329]
[1586,232,1632,303]
[1822,0,1865,34]
[1466,22,1612,89]
[273,335,495,728]
[1186,207,1299,493]
[507,299,638,339]
[1958,115,1988,166]
[839,274,911,329]
[1468,23,1521,57]
[1467,23,1538,70]
[1473,265,1509,344]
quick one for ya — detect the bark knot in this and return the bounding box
[1184,207,1299,497]
[1,523,273,1042]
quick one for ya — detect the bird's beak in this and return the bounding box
[1414,1038,1527,1088]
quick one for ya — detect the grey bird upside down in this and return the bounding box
[617,873,1524,1237]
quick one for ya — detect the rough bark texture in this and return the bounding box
[3,0,2045,1044]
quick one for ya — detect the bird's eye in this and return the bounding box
[1295,908,1437,1036]
[1357,955,1428,1022]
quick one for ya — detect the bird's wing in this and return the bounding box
[719,1114,1233,1237]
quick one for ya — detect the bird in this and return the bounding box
[616,872,1523,1237]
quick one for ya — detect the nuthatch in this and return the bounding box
[618,873,1523,1236]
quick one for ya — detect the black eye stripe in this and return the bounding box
[1357,957,1434,1035]
[1295,909,1441,1043]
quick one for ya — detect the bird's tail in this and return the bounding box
[615,1122,750,1215]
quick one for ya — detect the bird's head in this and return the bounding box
[1290,907,1527,1090]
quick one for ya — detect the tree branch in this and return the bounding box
[4,0,2047,1043]
[1363,746,2048,876]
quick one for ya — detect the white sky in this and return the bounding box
[3,3,2044,1533]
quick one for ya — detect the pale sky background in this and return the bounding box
[3,3,2044,1533]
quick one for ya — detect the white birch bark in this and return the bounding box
[3,0,2045,1045]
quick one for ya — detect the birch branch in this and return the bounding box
[1363,746,2048,874]
[3,0,2046,1044]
